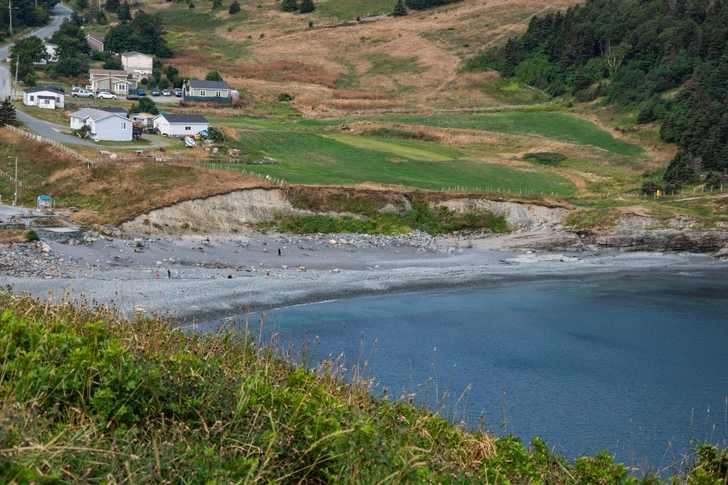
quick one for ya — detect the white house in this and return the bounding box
[23,86,65,109]
[121,51,153,79]
[153,114,209,137]
[69,108,132,141]
[33,44,58,66]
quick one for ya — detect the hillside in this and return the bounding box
[2,292,726,483]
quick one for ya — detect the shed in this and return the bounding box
[37,195,52,210]
[121,51,153,79]
[23,86,65,109]
[152,113,209,137]
[86,34,104,52]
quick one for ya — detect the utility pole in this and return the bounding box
[9,0,13,36]
[13,54,19,101]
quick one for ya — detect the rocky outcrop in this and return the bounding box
[437,198,570,230]
[580,229,728,253]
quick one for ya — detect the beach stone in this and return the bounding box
[282,265,288,269]
[330,268,339,273]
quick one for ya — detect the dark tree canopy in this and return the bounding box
[130,96,159,115]
[281,0,298,13]
[466,0,728,183]
[299,0,315,14]
[392,0,407,16]
[205,70,223,81]
[104,10,172,58]
[47,17,91,78]
[228,0,240,14]
[10,37,46,83]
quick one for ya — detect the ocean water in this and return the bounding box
[235,271,728,472]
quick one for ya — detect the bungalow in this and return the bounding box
[23,86,65,109]
[86,34,104,52]
[33,44,58,66]
[88,69,136,95]
[152,113,209,137]
[69,108,132,141]
[182,80,230,104]
[121,51,153,79]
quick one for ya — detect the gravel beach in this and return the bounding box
[3,228,726,324]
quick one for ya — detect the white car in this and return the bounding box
[98,91,117,100]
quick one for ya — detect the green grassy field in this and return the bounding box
[229,129,577,194]
[301,112,646,158]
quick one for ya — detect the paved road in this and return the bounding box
[15,109,99,146]
[0,4,73,100]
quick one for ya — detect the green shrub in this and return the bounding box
[24,230,39,241]
[523,152,568,166]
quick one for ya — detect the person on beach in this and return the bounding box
[167,269,171,279]
[278,248,282,257]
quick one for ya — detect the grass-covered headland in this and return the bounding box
[1,292,726,484]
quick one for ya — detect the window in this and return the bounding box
[43,99,50,104]
[215,91,221,97]
[185,126,191,131]
[121,122,127,130]
[200,90,206,96]
[29,96,34,102]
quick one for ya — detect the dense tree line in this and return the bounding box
[47,14,91,78]
[104,10,172,58]
[0,0,56,39]
[466,0,728,186]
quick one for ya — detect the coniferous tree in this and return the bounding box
[105,0,120,13]
[212,0,222,9]
[281,0,298,13]
[0,99,17,126]
[299,0,315,13]
[392,0,407,16]
[228,0,240,14]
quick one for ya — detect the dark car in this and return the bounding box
[151,88,160,96]
[126,94,140,100]
[46,84,65,93]
[137,89,147,96]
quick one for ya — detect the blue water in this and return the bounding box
[234,272,728,472]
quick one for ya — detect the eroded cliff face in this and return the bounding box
[437,198,570,230]
[120,189,308,235]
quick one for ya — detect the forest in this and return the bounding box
[466,0,728,188]
[0,0,57,38]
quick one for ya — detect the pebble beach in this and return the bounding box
[3,228,726,324]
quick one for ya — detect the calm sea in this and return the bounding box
[230,271,728,472]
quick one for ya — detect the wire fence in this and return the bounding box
[4,124,93,164]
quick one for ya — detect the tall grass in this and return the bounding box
[1,293,726,483]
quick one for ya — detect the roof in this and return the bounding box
[134,112,156,119]
[157,114,209,124]
[99,107,127,114]
[86,34,104,43]
[90,69,129,77]
[69,108,127,122]
[37,95,57,100]
[121,51,151,58]
[23,86,64,94]
[187,80,230,90]
[38,195,52,200]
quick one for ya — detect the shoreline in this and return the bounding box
[3,229,727,323]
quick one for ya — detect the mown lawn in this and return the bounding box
[301,112,646,158]
[231,129,577,195]
[315,0,394,21]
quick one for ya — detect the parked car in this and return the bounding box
[71,89,94,98]
[151,88,160,96]
[71,86,83,93]
[162,89,171,96]
[126,94,140,100]
[137,89,147,96]
[174,88,182,97]
[46,84,65,92]
[99,92,117,99]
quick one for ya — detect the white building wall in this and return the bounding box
[168,122,209,137]
[23,91,64,109]
[91,117,132,141]
[70,116,87,130]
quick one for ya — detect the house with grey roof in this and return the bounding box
[23,86,65,109]
[69,108,132,141]
[182,80,230,104]
[152,113,209,137]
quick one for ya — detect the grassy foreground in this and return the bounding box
[1,293,727,484]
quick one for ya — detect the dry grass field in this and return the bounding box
[127,0,578,110]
